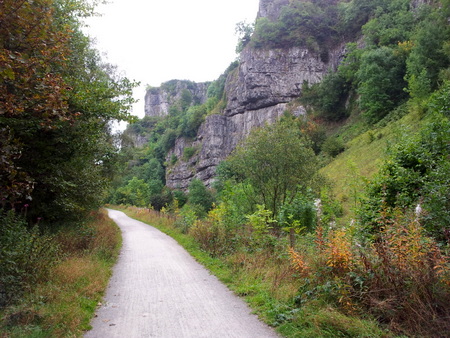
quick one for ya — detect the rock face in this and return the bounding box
[145,80,209,117]
[258,0,289,20]
[224,47,340,117]
[159,0,347,190]
[165,42,346,190]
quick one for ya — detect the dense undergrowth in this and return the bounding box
[0,210,121,337]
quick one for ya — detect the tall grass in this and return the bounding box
[0,210,121,337]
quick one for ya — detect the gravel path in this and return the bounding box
[85,209,279,338]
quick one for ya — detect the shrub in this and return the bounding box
[189,219,228,257]
[174,204,198,234]
[172,189,188,208]
[321,137,346,158]
[0,211,59,306]
[183,146,197,161]
[149,189,173,211]
[357,46,408,122]
[358,117,450,242]
[301,73,350,121]
[289,211,450,336]
[187,179,214,215]
[354,212,450,335]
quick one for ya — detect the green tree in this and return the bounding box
[188,179,214,215]
[117,177,149,207]
[0,0,136,223]
[357,46,407,122]
[301,72,349,121]
[406,8,450,99]
[235,21,254,53]
[226,120,320,218]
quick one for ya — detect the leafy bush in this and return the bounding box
[278,194,316,234]
[0,211,59,306]
[359,117,450,242]
[174,204,198,234]
[289,211,450,336]
[321,136,346,158]
[189,209,232,258]
[357,46,408,122]
[172,190,188,208]
[301,72,350,121]
[149,189,173,211]
[187,179,214,216]
[251,0,340,52]
[114,177,149,207]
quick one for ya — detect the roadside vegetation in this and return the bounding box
[0,210,121,337]
[1,0,132,334]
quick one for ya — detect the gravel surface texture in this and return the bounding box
[85,209,279,338]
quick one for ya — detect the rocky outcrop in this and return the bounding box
[145,80,209,117]
[165,43,346,189]
[224,46,342,117]
[163,0,347,190]
[258,0,289,20]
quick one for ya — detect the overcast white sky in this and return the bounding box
[84,0,260,118]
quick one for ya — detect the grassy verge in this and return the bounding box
[321,108,427,221]
[0,209,121,337]
[113,205,387,337]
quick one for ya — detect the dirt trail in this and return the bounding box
[85,209,279,338]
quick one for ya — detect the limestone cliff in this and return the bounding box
[146,0,347,190]
[145,80,209,117]
[164,43,346,189]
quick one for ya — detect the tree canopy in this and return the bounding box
[225,120,321,217]
[0,0,137,224]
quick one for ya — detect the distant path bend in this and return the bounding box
[85,209,279,338]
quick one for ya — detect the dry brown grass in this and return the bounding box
[0,209,120,337]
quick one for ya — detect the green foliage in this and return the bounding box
[301,73,350,121]
[0,0,136,223]
[361,0,414,47]
[179,89,193,111]
[226,120,321,218]
[358,115,450,242]
[175,204,198,233]
[235,21,254,54]
[115,177,149,207]
[215,180,256,225]
[338,0,388,38]
[321,136,346,158]
[173,189,188,208]
[183,146,197,161]
[428,81,450,117]
[0,210,121,336]
[187,179,214,216]
[251,0,340,53]
[278,194,316,234]
[178,105,208,138]
[406,7,450,98]
[159,128,177,152]
[149,189,173,211]
[0,211,59,306]
[357,46,408,122]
